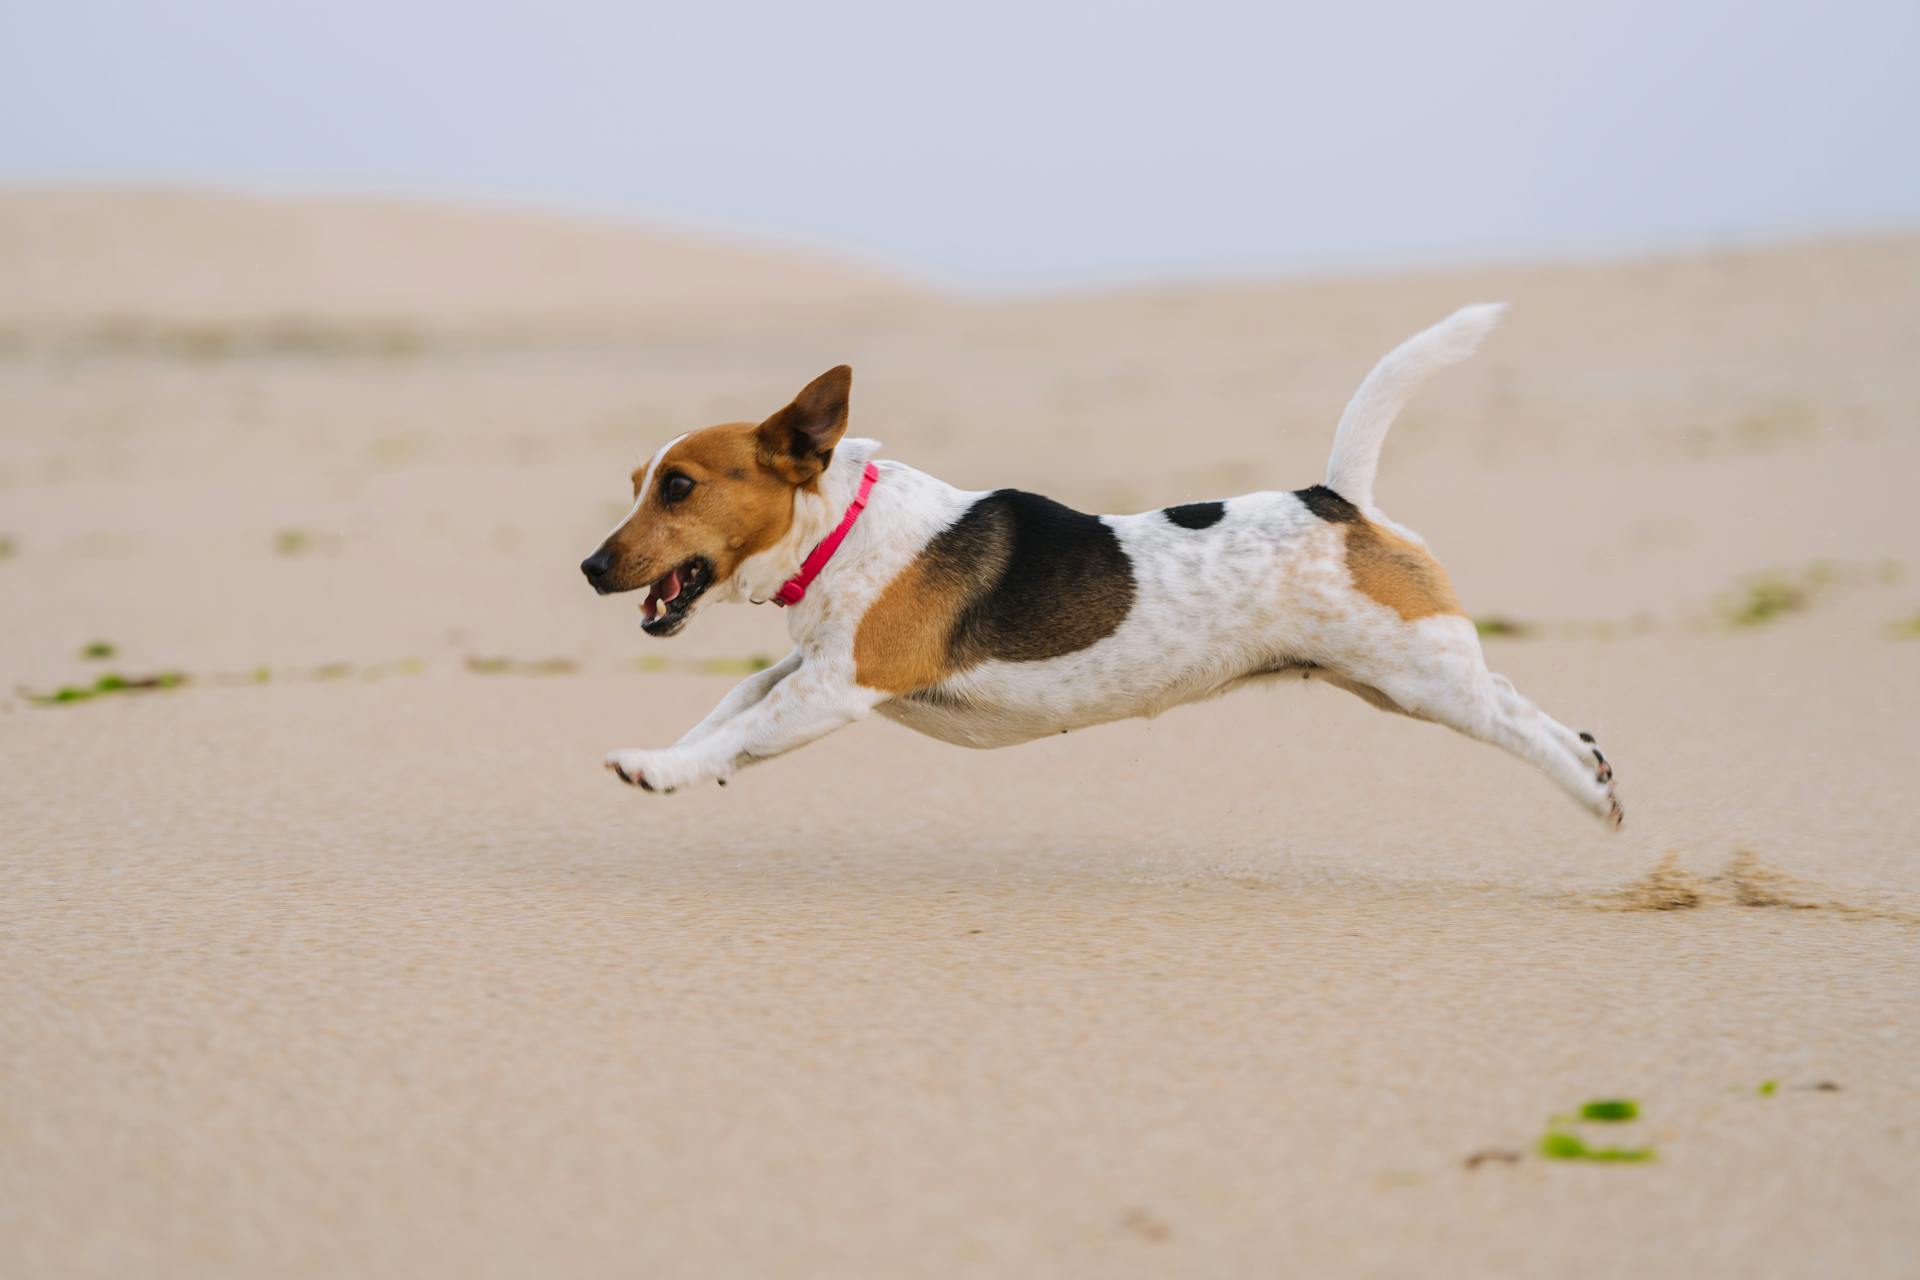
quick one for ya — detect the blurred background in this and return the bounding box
[4,4,1919,1279]
[5,0,1918,285]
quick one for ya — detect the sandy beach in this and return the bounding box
[3,190,1917,1278]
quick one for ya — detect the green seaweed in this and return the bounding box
[1538,1131,1654,1163]
[23,655,431,705]
[1723,574,1810,628]
[274,528,314,556]
[24,671,187,706]
[1538,1131,1585,1160]
[636,653,778,677]
[466,655,577,676]
[1758,1080,1778,1097]
[1474,615,1532,639]
[1889,613,1920,640]
[81,640,117,660]
[1532,1095,1655,1164]
[697,655,778,676]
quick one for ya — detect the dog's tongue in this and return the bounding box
[643,568,683,620]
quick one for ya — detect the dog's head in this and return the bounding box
[580,366,852,636]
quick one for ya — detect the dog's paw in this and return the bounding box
[1579,732,1623,829]
[1583,774,1624,830]
[605,748,733,793]
[605,749,663,791]
[1578,731,1614,784]
[605,748,680,793]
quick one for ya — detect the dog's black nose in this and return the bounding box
[580,549,615,584]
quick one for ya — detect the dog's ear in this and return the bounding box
[757,365,851,484]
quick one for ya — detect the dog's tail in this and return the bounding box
[1324,303,1504,510]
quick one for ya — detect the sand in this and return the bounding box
[2,190,1917,1278]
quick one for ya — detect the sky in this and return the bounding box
[2,0,1916,288]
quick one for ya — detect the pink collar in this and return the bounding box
[772,462,880,607]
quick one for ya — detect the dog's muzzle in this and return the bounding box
[580,548,617,594]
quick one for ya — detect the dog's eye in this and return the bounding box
[662,472,695,504]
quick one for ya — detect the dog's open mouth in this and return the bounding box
[640,557,713,636]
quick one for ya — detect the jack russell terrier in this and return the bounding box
[580,305,1621,827]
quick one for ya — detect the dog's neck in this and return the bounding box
[732,437,882,606]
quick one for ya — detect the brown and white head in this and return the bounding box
[579,366,854,637]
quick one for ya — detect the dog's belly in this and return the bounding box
[875,680,1165,748]
[874,680,1140,748]
[874,696,1058,748]
[876,645,1310,748]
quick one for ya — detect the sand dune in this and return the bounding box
[3,190,1917,1279]
[0,187,917,333]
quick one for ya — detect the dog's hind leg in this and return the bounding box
[1333,622,1623,828]
[1491,672,1616,787]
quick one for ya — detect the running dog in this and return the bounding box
[579,305,1622,826]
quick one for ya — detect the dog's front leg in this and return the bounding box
[673,649,803,748]
[606,662,876,793]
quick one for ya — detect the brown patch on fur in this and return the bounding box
[598,422,800,591]
[1344,520,1462,621]
[854,523,1009,693]
[1294,485,1461,620]
[855,490,1135,694]
[590,366,854,596]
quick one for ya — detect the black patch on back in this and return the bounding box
[922,489,1136,665]
[1294,484,1361,523]
[1162,501,1226,530]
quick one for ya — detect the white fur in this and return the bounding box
[603,432,688,542]
[1325,303,1503,512]
[603,308,1622,828]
